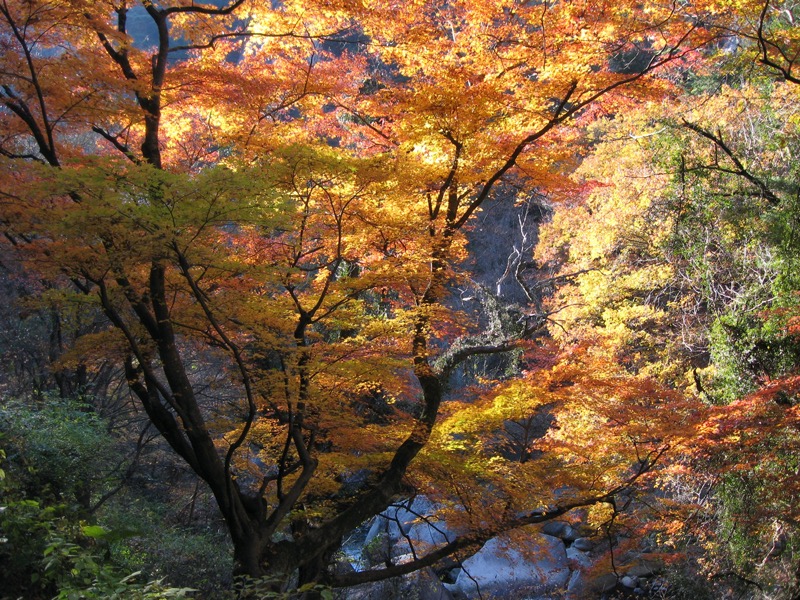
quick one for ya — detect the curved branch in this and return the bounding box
[92,126,140,164]
[682,120,781,205]
[163,0,248,16]
[756,0,800,84]
[455,27,702,231]
[173,246,256,482]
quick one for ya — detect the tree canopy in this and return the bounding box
[2,0,800,598]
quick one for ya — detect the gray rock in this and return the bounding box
[627,560,663,578]
[361,531,391,566]
[621,575,637,588]
[540,520,580,542]
[594,573,619,593]
[562,525,580,543]
[364,496,438,549]
[586,573,617,597]
[541,520,571,539]
[408,518,453,546]
[364,514,396,548]
[572,537,594,551]
[392,519,456,558]
[395,559,455,600]
[567,569,583,594]
[649,576,668,594]
[332,558,355,576]
[455,533,569,599]
[567,569,618,600]
[566,546,591,568]
[442,567,461,584]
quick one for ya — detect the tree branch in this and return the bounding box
[682,119,781,205]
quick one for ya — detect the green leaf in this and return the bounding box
[81,524,109,539]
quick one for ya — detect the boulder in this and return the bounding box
[408,519,453,546]
[562,526,580,543]
[392,518,456,558]
[362,531,392,566]
[454,533,570,599]
[572,537,594,552]
[566,546,591,569]
[591,573,619,594]
[566,571,617,600]
[394,560,454,600]
[566,570,584,598]
[364,497,438,548]
[541,520,571,538]
[540,520,580,543]
[344,560,453,600]
[626,559,663,578]
[332,558,356,577]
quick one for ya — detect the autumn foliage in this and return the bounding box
[2,0,800,597]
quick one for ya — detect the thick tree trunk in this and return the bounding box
[232,537,307,592]
[232,536,268,579]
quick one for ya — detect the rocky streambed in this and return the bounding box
[336,497,669,600]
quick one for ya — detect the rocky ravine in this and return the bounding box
[336,497,669,600]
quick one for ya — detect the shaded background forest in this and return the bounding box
[1,0,800,598]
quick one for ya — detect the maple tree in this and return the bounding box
[0,0,717,593]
